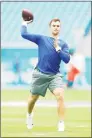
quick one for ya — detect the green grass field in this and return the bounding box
[1,88,91,137]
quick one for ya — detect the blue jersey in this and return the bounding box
[21,25,70,74]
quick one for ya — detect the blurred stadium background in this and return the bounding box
[1,1,91,137]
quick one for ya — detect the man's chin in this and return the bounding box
[53,33,59,36]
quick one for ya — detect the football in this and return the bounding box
[22,9,34,21]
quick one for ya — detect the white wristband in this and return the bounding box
[55,46,61,52]
[22,21,27,27]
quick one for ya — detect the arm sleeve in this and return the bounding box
[21,25,41,45]
[58,43,70,63]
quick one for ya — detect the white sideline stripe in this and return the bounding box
[1,101,91,107]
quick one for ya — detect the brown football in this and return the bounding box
[22,9,34,21]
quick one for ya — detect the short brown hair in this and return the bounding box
[49,18,61,26]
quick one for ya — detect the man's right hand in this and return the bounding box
[22,20,33,26]
[23,19,33,24]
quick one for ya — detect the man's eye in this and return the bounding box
[53,25,60,27]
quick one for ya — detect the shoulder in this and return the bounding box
[37,34,48,39]
[59,39,69,48]
[40,35,50,39]
[39,35,52,42]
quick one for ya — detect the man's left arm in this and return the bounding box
[56,44,70,63]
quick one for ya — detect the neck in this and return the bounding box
[51,34,59,39]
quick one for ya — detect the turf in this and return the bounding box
[1,88,91,137]
[1,107,91,137]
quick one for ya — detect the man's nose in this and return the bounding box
[54,26,57,29]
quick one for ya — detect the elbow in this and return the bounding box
[65,59,70,63]
[64,55,70,63]
[21,32,27,39]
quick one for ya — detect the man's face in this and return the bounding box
[50,21,61,36]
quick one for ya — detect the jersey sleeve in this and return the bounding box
[21,25,41,45]
[58,43,70,63]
